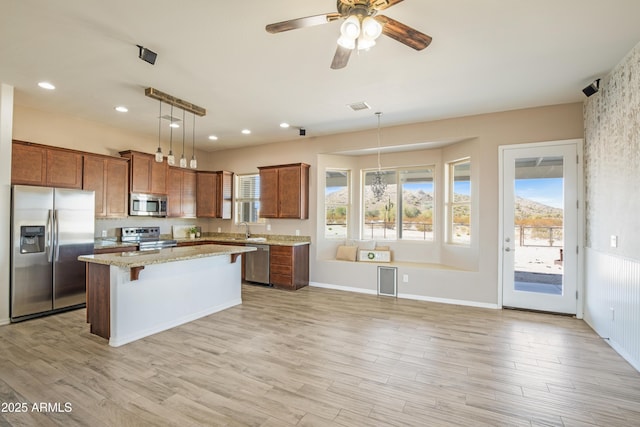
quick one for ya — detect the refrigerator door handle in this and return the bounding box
[53,209,60,262]
[46,209,54,262]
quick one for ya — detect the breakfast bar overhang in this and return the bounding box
[79,244,256,347]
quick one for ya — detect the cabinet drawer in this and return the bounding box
[270,273,292,286]
[271,264,292,275]
[270,254,292,266]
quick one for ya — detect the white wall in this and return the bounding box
[0,83,14,324]
[584,41,640,370]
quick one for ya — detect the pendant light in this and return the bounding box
[190,112,197,169]
[155,100,163,162]
[179,108,187,168]
[371,112,387,201]
[167,104,176,165]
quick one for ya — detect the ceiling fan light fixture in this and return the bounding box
[361,16,382,39]
[340,15,360,39]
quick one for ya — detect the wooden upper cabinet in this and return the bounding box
[11,140,82,189]
[258,163,309,219]
[119,150,168,195]
[196,172,218,218]
[196,171,234,219]
[83,154,128,218]
[168,167,196,218]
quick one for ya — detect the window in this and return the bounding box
[235,173,262,223]
[362,167,435,241]
[447,159,471,244]
[325,169,350,239]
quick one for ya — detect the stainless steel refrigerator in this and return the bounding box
[10,185,95,321]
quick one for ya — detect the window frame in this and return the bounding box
[234,173,264,224]
[324,168,351,240]
[446,158,472,245]
[361,165,436,242]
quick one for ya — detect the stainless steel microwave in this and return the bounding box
[129,193,167,217]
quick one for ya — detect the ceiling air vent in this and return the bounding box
[347,101,371,112]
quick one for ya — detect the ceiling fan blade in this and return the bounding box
[370,0,405,11]
[375,15,432,50]
[266,13,341,33]
[331,45,352,69]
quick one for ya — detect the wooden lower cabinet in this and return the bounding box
[269,245,309,290]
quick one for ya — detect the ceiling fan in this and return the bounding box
[265,0,432,69]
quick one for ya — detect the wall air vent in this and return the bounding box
[348,101,371,111]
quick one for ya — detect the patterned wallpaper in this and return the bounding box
[584,41,640,259]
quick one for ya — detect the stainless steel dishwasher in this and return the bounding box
[244,244,270,285]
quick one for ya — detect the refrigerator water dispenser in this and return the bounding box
[20,226,45,254]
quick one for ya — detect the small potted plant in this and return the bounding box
[188,226,198,239]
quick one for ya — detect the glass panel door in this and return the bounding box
[501,143,578,314]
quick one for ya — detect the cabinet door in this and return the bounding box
[11,142,47,186]
[46,148,83,189]
[278,166,302,218]
[82,155,107,216]
[259,168,278,218]
[129,153,152,194]
[182,170,197,218]
[150,160,168,195]
[196,172,218,218]
[105,158,128,217]
[167,167,183,217]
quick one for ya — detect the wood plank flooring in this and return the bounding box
[1,284,639,426]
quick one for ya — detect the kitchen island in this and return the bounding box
[78,244,255,347]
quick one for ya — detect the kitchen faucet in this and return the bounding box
[240,222,251,239]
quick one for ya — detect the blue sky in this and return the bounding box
[515,178,563,208]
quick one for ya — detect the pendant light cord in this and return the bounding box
[376,112,382,171]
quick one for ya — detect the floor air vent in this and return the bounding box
[378,266,397,297]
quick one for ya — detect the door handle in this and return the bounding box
[46,209,53,262]
[54,209,60,262]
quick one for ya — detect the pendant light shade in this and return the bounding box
[155,100,164,162]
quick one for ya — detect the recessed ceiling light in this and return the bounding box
[280,122,290,128]
[208,135,218,141]
[169,123,180,128]
[241,129,251,135]
[115,106,128,113]
[38,81,55,90]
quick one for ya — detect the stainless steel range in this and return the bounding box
[119,227,177,251]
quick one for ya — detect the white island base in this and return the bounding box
[80,245,254,347]
[110,255,240,347]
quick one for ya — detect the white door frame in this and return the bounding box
[498,139,584,318]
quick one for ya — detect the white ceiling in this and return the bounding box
[2,0,640,152]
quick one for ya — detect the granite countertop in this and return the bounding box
[80,244,256,268]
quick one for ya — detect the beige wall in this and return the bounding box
[5,101,584,319]
[205,103,584,305]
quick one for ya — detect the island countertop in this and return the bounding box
[79,244,255,268]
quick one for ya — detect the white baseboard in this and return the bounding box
[398,293,499,310]
[309,282,498,309]
[309,282,377,295]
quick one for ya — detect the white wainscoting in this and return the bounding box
[584,248,640,371]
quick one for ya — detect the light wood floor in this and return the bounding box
[1,284,639,426]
